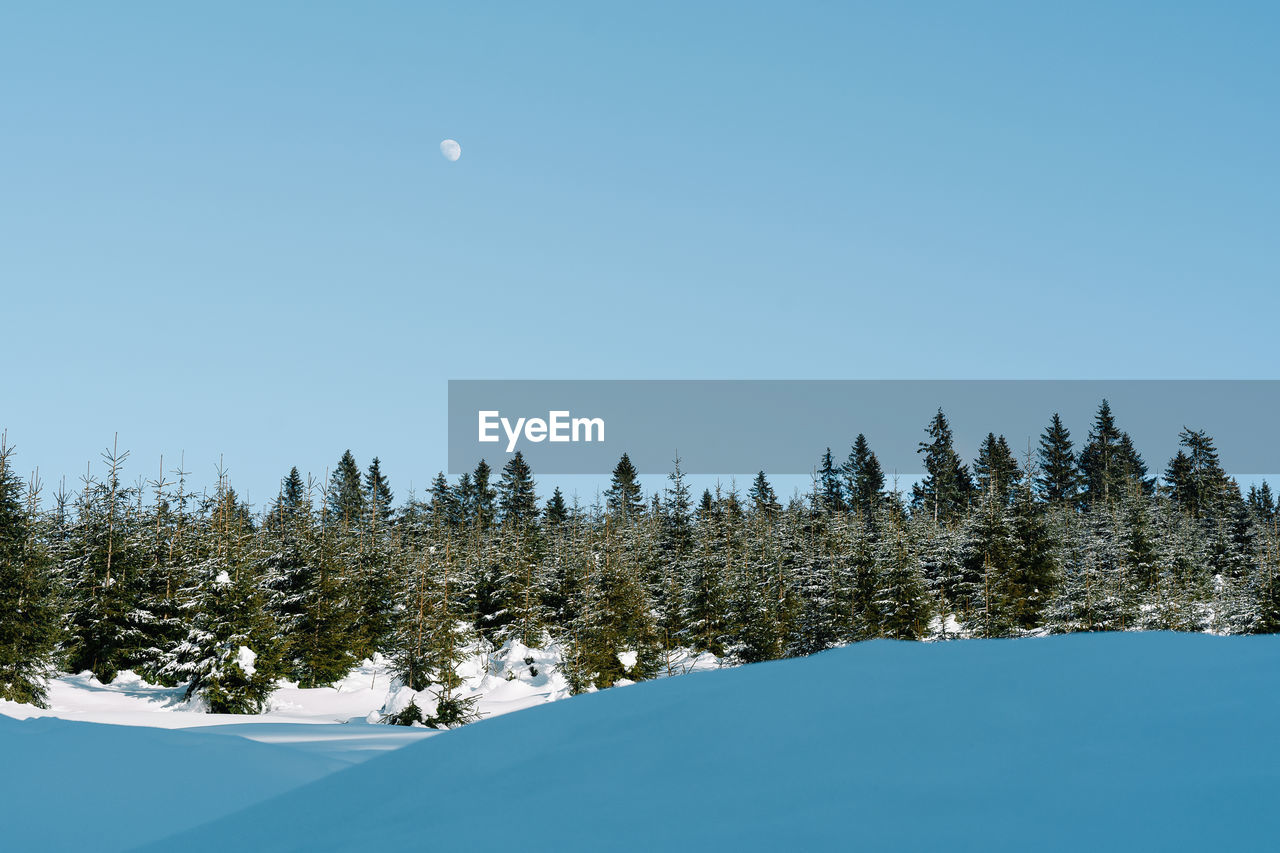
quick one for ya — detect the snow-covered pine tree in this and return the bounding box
[911,513,969,638]
[1004,475,1057,632]
[911,410,975,523]
[387,508,479,728]
[1043,501,1132,633]
[961,477,1020,638]
[161,475,281,713]
[495,451,548,647]
[680,483,732,655]
[651,458,694,651]
[279,471,360,687]
[787,483,842,655]
[871,506,929,639]
[63,438,149,683]
[1136,498,1211,631]
[561,509,662,693]
[348,456,397,656]
[128,457,196,685]
[0,436,60,705]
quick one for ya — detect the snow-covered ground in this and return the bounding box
[140,632,1280,852]
[0,639,718,851]
[8,633,1280,851]
[0,639,719,769]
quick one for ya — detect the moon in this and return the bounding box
[440,139,461,162]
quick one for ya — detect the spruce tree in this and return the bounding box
[1246,482,1275,524]
[1079,401,1151,507]
[469,460,497,530]
[843,434,885,518]
[680,485,731,655]
[495,452,547,647]
[911,410,975,524]
[748,471,781,516]
[326,450,365,530]
[654,459,695,648]
[64,439,149,683]
[604,453,645,520]
[816,448,846,514]
[0,437,59,706]
[363,457,395,535]
[973,433,1020,507]
[428,472,464,528]
[871,510,929,640]
[1036,413,1080,508]
[544,488,569,526]
[162,475,281,713]
[562,511,661,692]
[496,452,538,525]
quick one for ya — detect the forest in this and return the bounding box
[1,400,1277,722]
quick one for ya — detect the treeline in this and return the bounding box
[1,400,1278,719]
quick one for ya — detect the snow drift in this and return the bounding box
[0,715,344,852]
[134,632,1280,852]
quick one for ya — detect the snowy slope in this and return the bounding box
[131,632,1280,852]
[0,714,347,853]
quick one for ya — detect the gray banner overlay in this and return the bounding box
[448,380,1280,476]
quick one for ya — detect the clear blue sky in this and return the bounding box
[3,2,1277,505]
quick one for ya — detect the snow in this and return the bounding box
[213,569,230,585]
[235,645,257,676]
[0,640,719,748]
[133,632,1280,852]
[9,633,1280,851]
[0,714,345,853]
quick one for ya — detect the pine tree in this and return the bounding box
[1036,413,1080,508]
[604,453,645,520]
[326,450,365,530]
[469,460,497,529]
[973,433,1020,507]
[0,437,60,705]
[1004,477,1057,632]
[1164,428,1233,521]
[64,438,149,683]
[428,472,464,528]
[748,471,781,516]
[496,452,538,526]
[815,448,846,514]
[911,410,974,524]
[843,434,885,518]
[1079,401,1151,507]
[871,509,929,639]
[466,461,504,643]
[130,458,196,684]
[544,488,569,526]
[962,482,1020,637]
[388,514,480,727]
[561,512,661,692]
[363,457,395,535]
[495,452,546,646]
[912,514,969,637]
[680,485,731,655]
[1246,482,1275,524]
[162,474,281,713]
[654,458,694,649]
